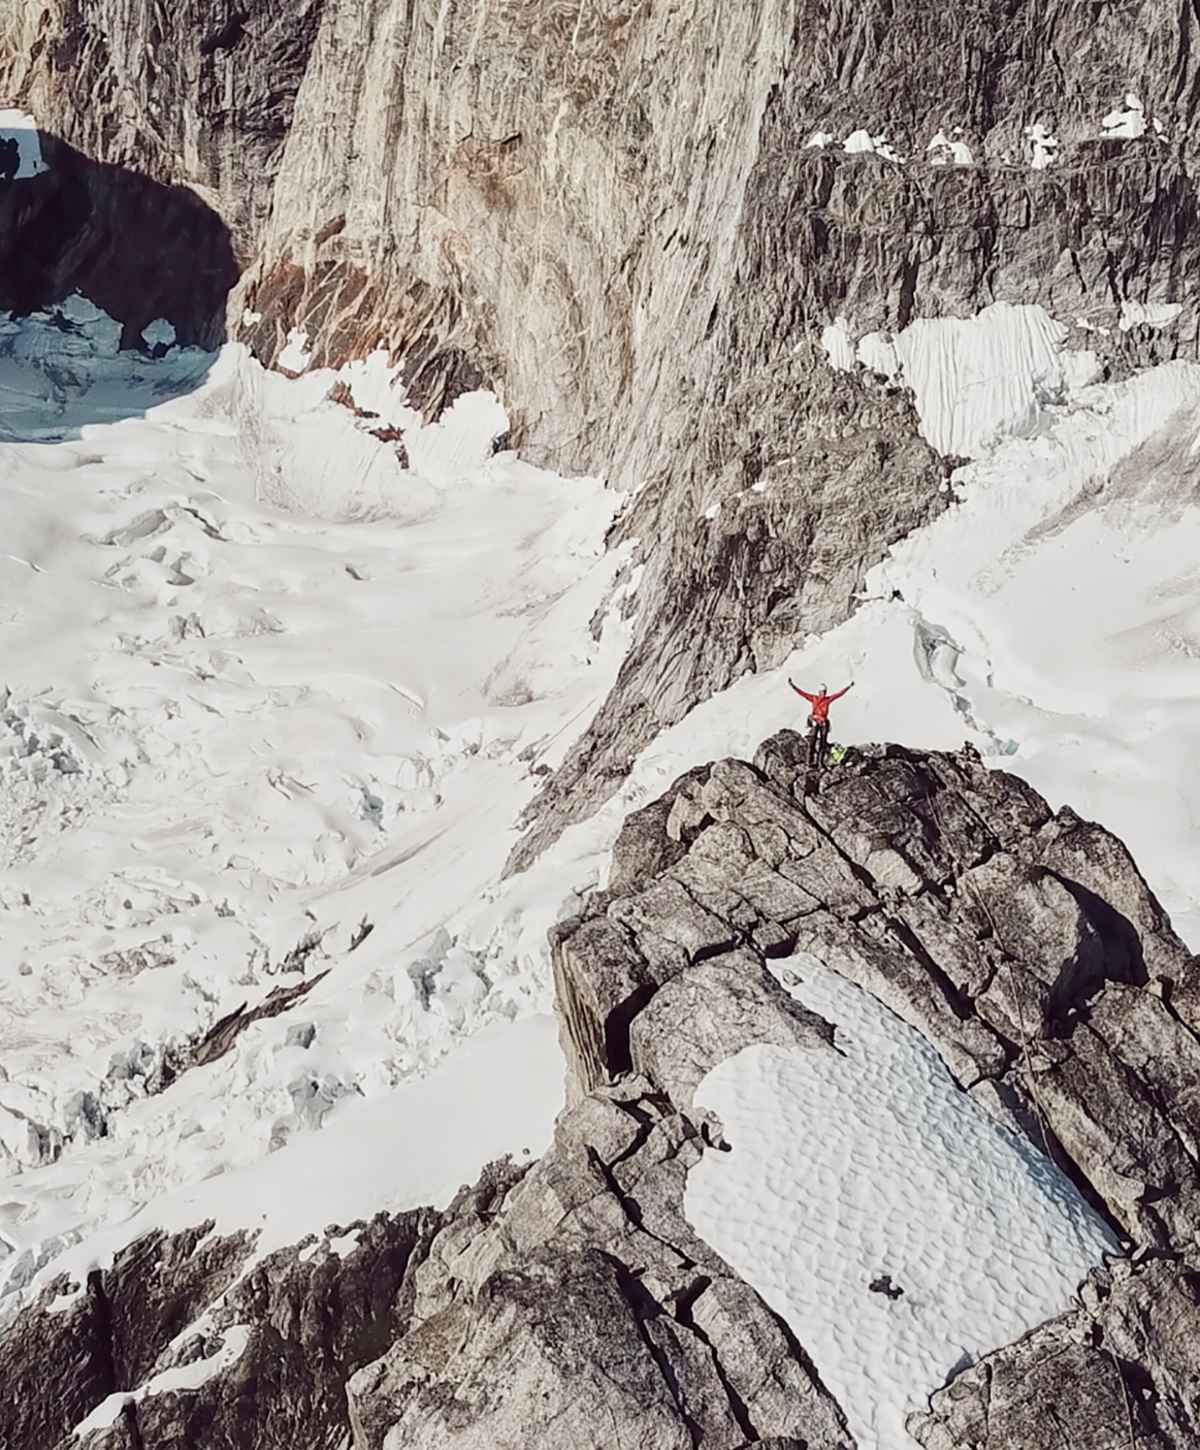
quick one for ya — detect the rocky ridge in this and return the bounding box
[3,735,1198,1449]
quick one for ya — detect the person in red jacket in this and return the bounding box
[789,678,853,766]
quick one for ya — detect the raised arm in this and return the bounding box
[788,679,817,703]
[828,682,854,703]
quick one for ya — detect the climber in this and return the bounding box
[0,139,19,183]
[789,678,853,768]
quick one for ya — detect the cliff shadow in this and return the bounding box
[0,121,238,442]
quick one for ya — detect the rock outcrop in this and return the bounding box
[3,737,1198,1448]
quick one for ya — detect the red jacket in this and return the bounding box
[791,683,851,723]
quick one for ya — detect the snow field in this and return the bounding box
[0,307,628,1305]
[686,958,1116,1450]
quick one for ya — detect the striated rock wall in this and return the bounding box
[9,0,1200,859]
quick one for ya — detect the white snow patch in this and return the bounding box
[1119,300,1182,332]
[687,958,1115,1450]
[75,1325,253,1434]
[0,110,48,178]
[403,388,508,484]
[926,130,974,166]
[1060,348,1102,390]
[140,319,177,352]
[872,358,1200,945]
[844,129,903,163]
[805,130,835,149]
[892,302,1090,456]
[820,317,857,372]
[278,328,313,373]
[241,308,263,327]
[1024,122,1059,169]
[11,1014,563,1313]
[1101,93,1146,140]
[818,304,1099,455]
[856,331,900,381]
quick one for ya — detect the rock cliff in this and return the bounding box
[10,0,1200,866]
[4,737,1198,1448]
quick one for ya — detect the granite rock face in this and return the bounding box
[11,0,1200,859]
[3,738,1198,1449]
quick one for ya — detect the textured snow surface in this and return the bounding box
[1119,300,1182,332]
[872,360,1200,945]
[820,317,857,371]
[844,128,902,162]
[21,1013,561,1310]
[277,328,314,373]
[1100,93,1154,140]
[820,302,1104,456]
[1,279,1199,1421]
[0,301,624,1307]
[926,130,974,165]
[1024,122,1059,169]
[687,958,1115,1450]
[892,302,1098,456]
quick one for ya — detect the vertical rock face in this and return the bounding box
[9,0,1200,858]
[3,738,1197,1449]
[2,1,325,252]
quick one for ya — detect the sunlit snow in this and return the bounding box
[687,958,1115,1450]
[926,129,974,165]
[844,128,903,162]
[278,327,314,373]
[0,299,627,1309]
[1,261,1198,1449]
[1119,300,1182,332]
[1024,122,1059,169]
[1101,93,1147,140]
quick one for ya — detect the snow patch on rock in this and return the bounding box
[1101,93,1147,140]
[1024,122,1059,169]
[821,302,1101,456]
[844,128,902,162]
[278,328,313,374]
[820,317,857,371]
[927,129,974,165]
[141,319,177,352]
[686,957,1115,1450]
[75,1324,253,1434]
[1119,300,1182,332]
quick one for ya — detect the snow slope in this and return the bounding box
[686,957,1116,1450]
[0,301,630,1301]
